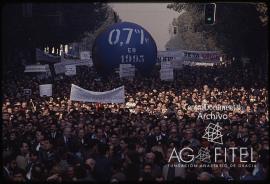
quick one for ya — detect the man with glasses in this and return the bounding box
[168,128,181,149]
[180,129,200,149]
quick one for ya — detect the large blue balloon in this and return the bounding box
[92,22,157,75]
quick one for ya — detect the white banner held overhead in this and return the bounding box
[182,50,221,61]
[160,68,174,81]
[79,51,93,67]
[70,84,125,104]
[39,84,52,97]
[24,64,50,73]
[157,50,222,63]
[157,51,182,65]
[157,51,192,70]
[157,50,183,60]
[23,89,32,96]
[119,64,135,78]
[182,61,215,67]
[161,61,173,69]
[193,62,215,67]
[80,51,91,60]
[65,65,76,76]
[160,61,174,81]
[24,64,51,79]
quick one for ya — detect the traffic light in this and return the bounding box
[205,3,216,25]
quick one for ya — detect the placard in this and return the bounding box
[39,84,52,97]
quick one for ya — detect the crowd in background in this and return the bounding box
[2,59,269,182]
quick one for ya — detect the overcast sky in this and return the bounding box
[109,3,179,51]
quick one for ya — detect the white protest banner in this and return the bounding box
[70,84,125,104]
[160,61,174,81]
[79,51,93,66]
[181,61,215,67]
[182,50,221,62]
[80,51,91,60]
[193,62,215,67]
[160,68,174,81]
[119,64,135,78]
[157,50,222,63]
[65,65,76,76]
[24,64,50,73]
[39,84,52,97]
[24,89,32,96]
[157,50,183,58]
[161,61,173,69]
[157,50,183,63]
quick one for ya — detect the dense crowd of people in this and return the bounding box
[2,59,269,182]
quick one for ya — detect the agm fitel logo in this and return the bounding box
[202,122,223,145]
[168,122,256,167]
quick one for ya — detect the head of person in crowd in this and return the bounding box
[40,138,53,151]
[110,133,119,146]
[36,130,45,143]
[85,157,96,172]
[29,150,39,163]
[119,138,128,150]
[139,163,154,181]
[63,127,72,139]
[30,163,47,181]
[12,168,26,182]
[144,152,155,165]
[197,172,213,181]
[19,141,30,156]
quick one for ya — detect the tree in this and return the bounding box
[167,2,268,78]
[1,3,111,69]
[166,3,268,58]
[32,3,109,46]
[166,3,220,51]
[256,2,268,26]
[78,5,121,52]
